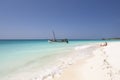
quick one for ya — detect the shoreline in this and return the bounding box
[52,45,98,80]
[28,44,98,80]
[2,42,120,80]
[51,42,120,80]
[1,43,98,80]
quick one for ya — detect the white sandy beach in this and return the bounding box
[2,42,120,80]
[50,42,120,80]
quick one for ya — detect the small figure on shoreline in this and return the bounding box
[100,42,107,47]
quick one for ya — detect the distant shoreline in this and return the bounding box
[0,38,119,40]
[103,38,120,40]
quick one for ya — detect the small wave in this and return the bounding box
[74,45,92,50]
[2,44,97,80]
[31,47,91,80]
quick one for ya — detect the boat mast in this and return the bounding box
[52,30,56,41]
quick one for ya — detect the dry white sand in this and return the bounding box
[52,42,120,80]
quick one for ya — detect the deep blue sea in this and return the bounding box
[0,39,119,80]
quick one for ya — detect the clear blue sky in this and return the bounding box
[0,0,120,39]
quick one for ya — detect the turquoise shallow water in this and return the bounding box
[0,39,119,80]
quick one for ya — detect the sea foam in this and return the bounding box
[30,44,97,80]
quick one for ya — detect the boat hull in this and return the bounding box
[48,39,68,43]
